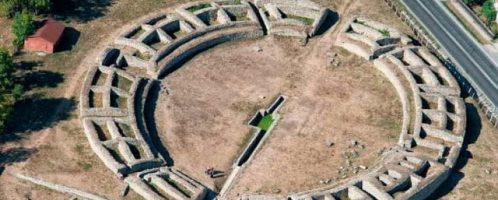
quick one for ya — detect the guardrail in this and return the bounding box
[449,0,494,41]
[384,0,498,127]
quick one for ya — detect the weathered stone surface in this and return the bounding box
[79,2,465,199]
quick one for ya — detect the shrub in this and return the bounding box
[482,0,497,24]
[11,10,35,48]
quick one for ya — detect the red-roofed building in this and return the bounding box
[24,18,65,53]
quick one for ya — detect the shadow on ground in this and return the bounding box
[57,27,81,52]
[53,0,114,22]
[22,70,64,91]
[1,97,76,143]
[14,58,64,92]
[0,147,37,175]
[427,103,482,199]
[314,9,339,36]
[15,61,43,71]
[143,81,175,166]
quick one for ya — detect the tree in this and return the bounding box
[463,0,487,6]
[0,47,22,133]
[11,10,34,48]
[0,0,52,17]
[482,0,497,24]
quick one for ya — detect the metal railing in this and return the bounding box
[384,0,498,127]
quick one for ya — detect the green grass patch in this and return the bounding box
[91,70,107,86]
[287,15,314,25]
[113,75,133,92]
[233,14,249,21]
[89,91,103,108]
[134,51,152,60]
[379,29,390,37]
[355,20,366,25]
[339,191,351,200]
[376,118,401,130]
[110,91,128,109]
[74,144,85,155]
[257,115,274,131]
[186,3,211,12]
[77,161,93,171]
[117,123,134,138]
[129,28,145,39]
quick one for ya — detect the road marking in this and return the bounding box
[433,0,498,70]
[416,0,498,90]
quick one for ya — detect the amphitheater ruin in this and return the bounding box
[78,0,467,199]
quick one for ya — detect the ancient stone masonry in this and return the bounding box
[79,0,466,198]
[374,47,466,168]
[289,150,450,200]
[80,65,164,176]
[220,96,286,198]
[336,17,412,60]
[253,0,329,39]
[12,173,108,200]
[79,1,329,200]
[106,0,330,79]
[281,17,466,200]
[125,167,207,200]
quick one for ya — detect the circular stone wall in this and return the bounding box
[154,38,402,193]
[78,1,466,200]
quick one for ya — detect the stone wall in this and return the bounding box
[78,1,466,200]
[309,17,467,200]
[79,1,331,199]
[126,167,207,200]
[256,1,330,40]
[336,17,412,60]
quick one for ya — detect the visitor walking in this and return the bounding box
[205,166,215,178]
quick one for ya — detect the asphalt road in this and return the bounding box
[401,0,498,107]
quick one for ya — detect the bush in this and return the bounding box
[0,0,52,17]
[11,10,35,48]
[482,0,497,23]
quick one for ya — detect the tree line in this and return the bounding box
[0,0,53,133]
[0,48,23,133]
[0,0,51,17]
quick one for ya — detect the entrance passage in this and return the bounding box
[237,95,286,167]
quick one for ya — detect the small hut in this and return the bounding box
[24,18,65,53]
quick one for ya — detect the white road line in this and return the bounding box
[434,0,498,70]
[417,0,498,89]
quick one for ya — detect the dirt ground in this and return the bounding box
[0,0,191,199]
[430,98,498,200]
[0,0,497,199]
[155,32,402,195]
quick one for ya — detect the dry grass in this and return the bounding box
[435,98,498,200]
[0,0,497,199]
[155,31,402,195]
[0,0,192,199]
[443,1,490,44]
